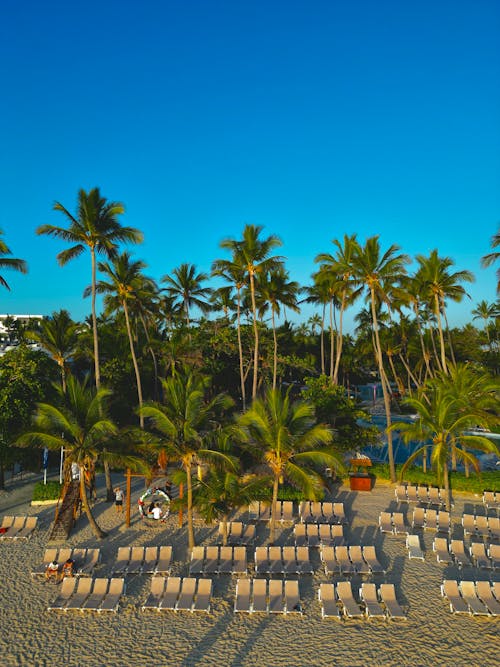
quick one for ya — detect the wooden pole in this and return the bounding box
[125,468,132,527]
[178,482,183,528]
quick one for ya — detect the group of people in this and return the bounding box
[45,558,75,583]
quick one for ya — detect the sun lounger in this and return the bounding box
[0,515,14,530]
[160,577,181,610]
[268,546,284,575]
[469,542,492,569]
[462,514,476,536]
[392,512,408,535]
[32,548,59,577]
[450,540,471,568]
[395,484,407,503]
[459,580,489,615]
[280,501,294,523]
[99,578,125,612]
[493,582,500,601]
[204,546,220,575]
[441,580,469,614]
[155,546,172,575]
[319,583,341,619]
[65,577,93,610]
[226,522,243,545]
[416,485,429,505]
[305,524,320,548]
[433,537,453,564]
[234,578,252,613]
[406,485,419,503]
[192,578,212,612]
[218,546,234,574]
[488,543,500,570]
[284,580,302,614]
[321,546,340,575]
[488,517,500,541]
[406,534,424,560]
[241,524,256,545]
[336,546,355,575]
[476,581,500,616]
[428,487,443,507]
[259,503,271,522]
[127,547,145,574]
[255,547,269,575]
[14,516,38,539]
[321,502,336,524]
[232,546,247,574]
[142,577,167,610]
[362,546,385,574]
[1,516,26,539]
[80,548,100,576]
[379,512,394,534]
[424,509,438,531]
[475,515,490,539]
[309,502,324,523]
[248,501,260,522]
[437,511,450,534]
[47,577,77,611]
[299,501,311,523]
[282,546,299,575]
[176,577,197,611]
[336,581,363,619]
[379,584,407,620]
[81,578,109,611]
[331,524,345,546]
[142,546,159,573]
[360,583,386,619]
[296,546,313,574]
[189,547,205,575]
[70,548,87,575]
[483,490,499,510]
[319,524,334,546]
[294,523,308,547]
[113,547,131,574]
[349,546,370,575]
[268,579,284,613]
[333,503,346,524]
[412,507,426,530]
[252,578,268,613]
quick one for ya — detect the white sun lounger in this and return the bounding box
[160,577,181,610]
[360,583,386,619]
[362,546,385,574]
[13,516,38,539]
[441,580,469,614]
[232,546,247,574]
[470,542,492,569]
[268,579,284,614]
[81,578,109,611]
[284,580,302,614]
[252,578,268,613]
[234,578,252,613]
[142,577,167,610]
[32,548,59,577]
[47,577,77,611]
[433,538,452,564]
[476,581,500,616]
[459,580,489,616]
[192,578,212,612]
[155,546,173,575]
[336,581,363,619]
[319,583,341,620]
[99,578,125,612]
[113,547,131,574]
[65,577,93,610]
[406,534,425,560]
[142,546,159,573]
[450,540,471,568]
[176,577,197,611]
[379,583,407,620]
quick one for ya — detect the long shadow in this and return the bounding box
[179,608,236,667]
[228,616,272,667]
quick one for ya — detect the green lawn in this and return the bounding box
[370,463,500,494]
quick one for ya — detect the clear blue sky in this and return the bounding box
[0,0,498,333]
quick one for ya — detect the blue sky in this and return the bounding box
[0,0,498,333]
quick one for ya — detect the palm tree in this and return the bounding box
[415,250,474,375]
[391,374,499,511]
[90,252,148,428]
[0,229,27,290]
[219,225,284,399]
[351,236,410,483]
[472,300,496,344]
[27,310,78,393]
[162,263,212,329]
[257,267,300,389]
[481,227,500,294]
[302,279,330,375]
[18,377,121,538]
[315,234,361,384]
[139,370,234,549]
[238,388,342,543]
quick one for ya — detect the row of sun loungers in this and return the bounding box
[48,577,125,612]
[248,501,294,523]
[234,578,302,614]
[320,545,385,575]
[32,547,100,577]
[441,580,500,616]
[483,490,499,510]
[411,508,451,532]
[218,521,255,545]
[395,484,446,507]
[299,501,346,524]
[142,577,212,612]
[255,546,313,575]
[0,516,38,540]
[319,582,406,620]
[462,514,500,540]
[190,546,247,575]
[294,523,345,547]
[433,538,500,569]
[113,546,172,575]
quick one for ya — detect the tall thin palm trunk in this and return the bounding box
[271,310,278,390]
[333,294,346,385]
[79,465,107,539]
[320,304,326,375]
[123,301,144,429]
[250,272,259,399]
[186,459,195,550]
[434,294,448,374]
[236,286,246,409]
[329,300,335,380]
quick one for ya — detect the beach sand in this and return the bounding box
[0,474,498,667]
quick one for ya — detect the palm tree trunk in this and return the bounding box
[222,514,228,546]
[370,288,396,483]
[272,310,278,390]
[79,466,107,539]
[250,272,259,400]
[123,301,144,429]
[60,362,67,394]
[320,304,326,375]
[443,307,456,366]
[443,463,451,512]
[329,299,335,380]
[236,286,246,410]
[270,475,279,544]
[333,295,346,385]
[398,353,420,391]
[434,294,448,374]
[138,311,159,401]
[186,460,195,550]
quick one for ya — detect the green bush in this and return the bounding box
[371,463,500,494]
[32,480,63,501]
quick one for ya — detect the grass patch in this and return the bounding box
[32,480,63,501]
[371,463,500,494]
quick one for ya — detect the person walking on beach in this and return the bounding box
[114,487,125,513]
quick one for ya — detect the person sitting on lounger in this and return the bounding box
[59,558,75,580]
[45,560,59,582]
[151,503,162,520]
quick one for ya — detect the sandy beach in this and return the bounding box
[0,473,498,667]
